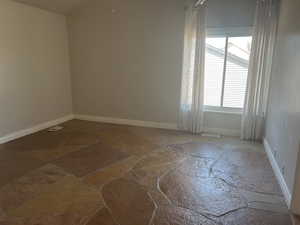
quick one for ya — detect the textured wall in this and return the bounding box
[0,0,72,136]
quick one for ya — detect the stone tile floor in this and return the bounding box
[0,119,294,225]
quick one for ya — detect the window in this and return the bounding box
[204,35,252,111]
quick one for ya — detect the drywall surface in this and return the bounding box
[204,111,241,135]
[0,0,72,137]
[265,0,300,212]
[68,0,254,133]
[293,150,300,214]
[68,0,184,124]
[12,0,85,14]
[206,0,256,28]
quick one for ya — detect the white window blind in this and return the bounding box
[204,37,225,107]
[204,36,252,109]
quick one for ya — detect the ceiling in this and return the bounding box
[12,0,87,14]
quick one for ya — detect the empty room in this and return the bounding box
[0,0,300,224]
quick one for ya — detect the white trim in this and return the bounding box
[263,138,292,208]
[206,26,253,37]
[204,105,243,115]
[0,114,74,144]
[74,114,240,137]
[0,113,240,144]
[74,114,178,130]
[204,109,242,115]
[203,127,240,137]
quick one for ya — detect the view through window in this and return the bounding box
[204,36,252,109]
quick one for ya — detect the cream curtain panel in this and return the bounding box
[241,0,279,141]
[178,3,206,134]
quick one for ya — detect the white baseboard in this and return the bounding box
[203,127,240,137]
[74,114,240,137]
[0,113,240,144]
[263,138,292,207]
[0,114,74,144]
[74,114,178,130]
[0,113,241,145]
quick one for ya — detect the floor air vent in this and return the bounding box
[47,126,64,132]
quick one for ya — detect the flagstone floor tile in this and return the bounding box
[0,120,293,225]
[102,178,155,225]
[4,175,104,225]
[54,142,129,176]
[213,149,282,195]
[221,208,292,225]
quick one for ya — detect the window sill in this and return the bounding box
[203,106,243,115]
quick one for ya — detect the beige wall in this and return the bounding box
[265,0,300,213]
[68,0,185,124]
[68,0,255,133]
[204,111,241,136]
[0,0,72,137]
[293,152,300,214]
[207,0,255,28]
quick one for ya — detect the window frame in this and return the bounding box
[204,27,252,114]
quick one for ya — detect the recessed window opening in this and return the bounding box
[204,31,252,112]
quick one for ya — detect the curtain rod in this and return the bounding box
[195,0,207,7]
